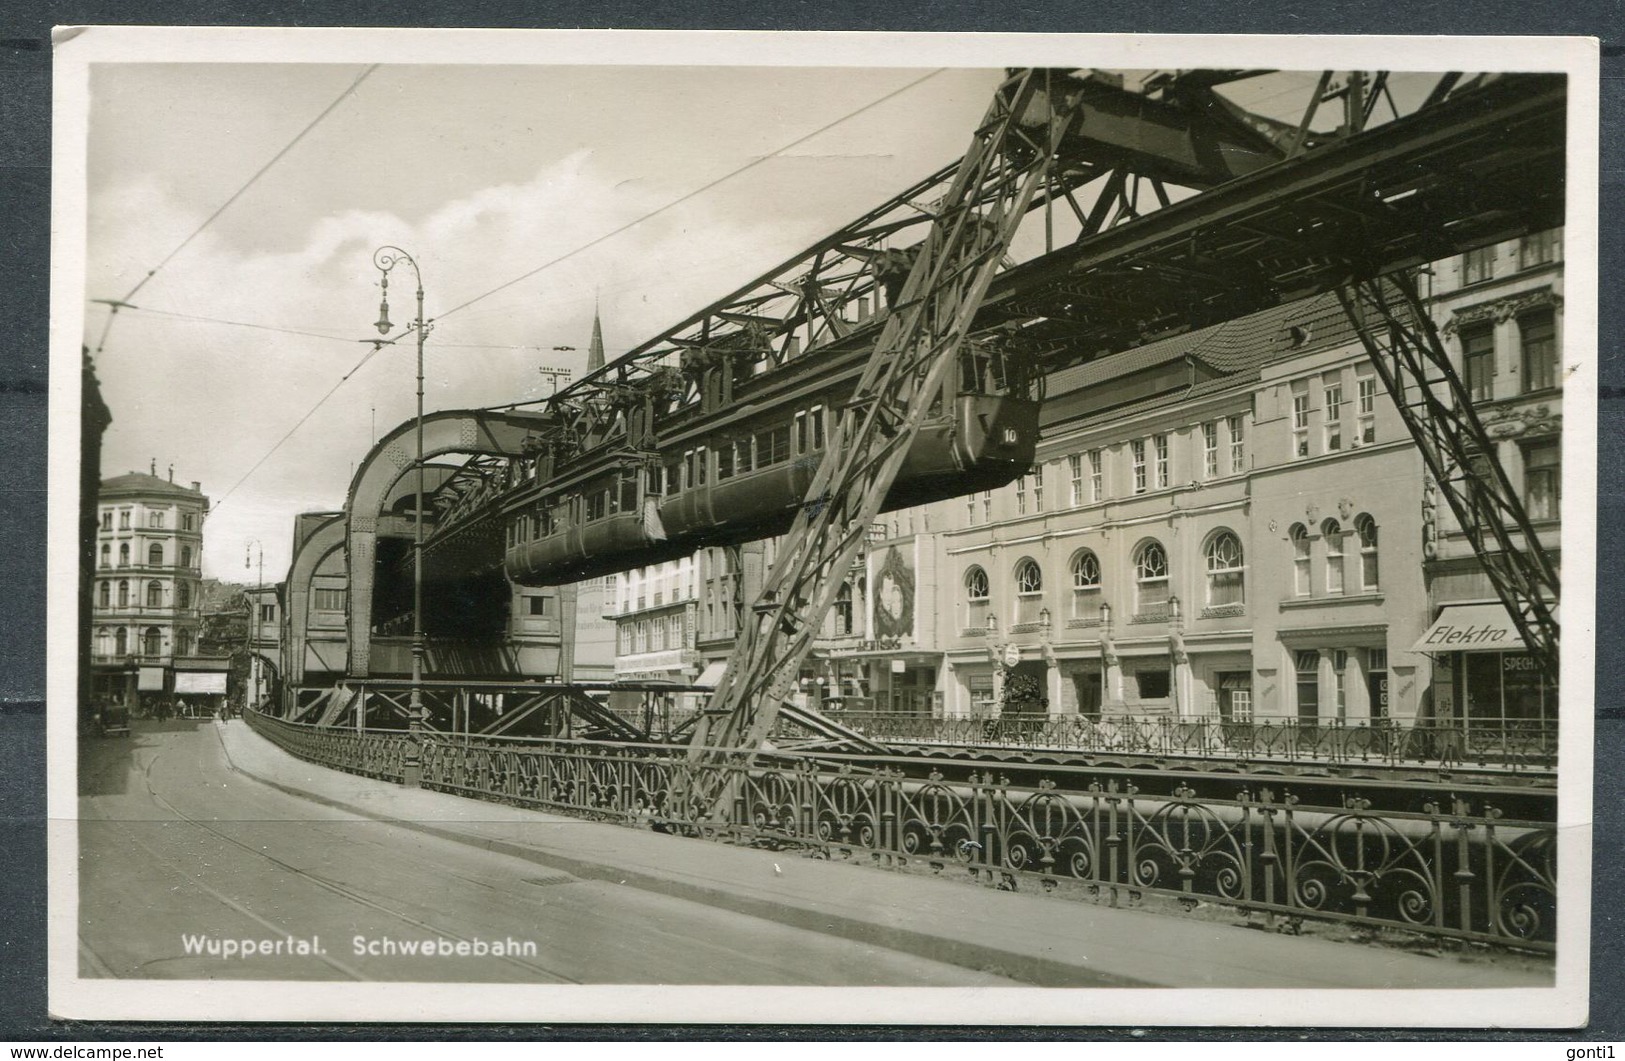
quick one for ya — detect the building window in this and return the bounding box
[119,511,130,530]
[181,546,192,569]
[145,581,162,608]
[177,582,190,608]
[965,494,977,525]
[118,543,129,567]
[1205,531,1245,607]
[1203,422,1219,478]
[1153,434,1169,488]
[1354,513,1379,589]
[965,566,990,629]
[1357,374,1378,444]
[117,580,129,607]
[143,627,162,656]
[1131,439,1147,494]
[99,543,109,568]
[1520,310,1557,393]
[982,491,992,522]
[1227,415,1245,473]
[1295,650,1321,722]
[1068,454,1084,506]
[100,511,112,531]
[1014,476,1028,516]
[182,513,195,532]
[313,588,347,612]
[1290,524,1311,597]
[1463,245,1495,285]
[1331,650,1349,718]
[149,512,165,529]
[1070,550,1101,621]
[260,603,277,622]
[1014,558,1043,625]
[1523,439,1561,521]
[1322,518,1346,594]
[1461,651,1554,737]
[1134,541,1169,614]
[1089,449,1104,500]
[1291,390,1311,457]
[177,629,192,656]
[1032,466,1044,512]
[148,543,163,566]
[1462,325,1495,402]
[1323,381,1343,452]
[115,628,128,656]
[1217,672,1253,723]
[834,581,855,636]
[1367,647,1389,719]
[1518,230,1560,270]
[98,582,109,608]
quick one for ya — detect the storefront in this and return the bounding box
[1413,601,1556,740]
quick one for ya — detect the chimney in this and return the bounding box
[190,481,201,493]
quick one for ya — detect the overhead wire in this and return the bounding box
[211,68,957,507]
[90,63,380,356]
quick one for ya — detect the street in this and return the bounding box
[77,720,1017,985]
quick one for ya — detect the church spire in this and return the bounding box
[587,301,605,372]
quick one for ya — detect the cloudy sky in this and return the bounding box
[83,62,1008,582]
[79,56,1405,586]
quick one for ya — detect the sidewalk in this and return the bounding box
[215,720,1551,989]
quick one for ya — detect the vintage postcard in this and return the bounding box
[46,28,1598,1025]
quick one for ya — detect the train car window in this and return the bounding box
[619,471,638,512]
[717,444,735,480]
[696,446,709,486]
[586,490,608,522]
[811,406,825,449]
[737,438,753,474]
[794,411,807,454]
[683,450,695,490]
[646,466,664,495]
[666,458,682,495]
[755,425,790,466]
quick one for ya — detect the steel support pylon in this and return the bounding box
[1337,272,1560,684]
[681,70,1080,812]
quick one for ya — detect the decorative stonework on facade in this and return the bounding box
[1441,287,1562,336]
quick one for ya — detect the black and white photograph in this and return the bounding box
[47,29,1597,1025]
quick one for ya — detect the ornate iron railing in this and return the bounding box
[824,712,1557,773]
[245,710,1556,950]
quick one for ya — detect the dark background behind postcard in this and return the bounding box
[1,0,1618,1040]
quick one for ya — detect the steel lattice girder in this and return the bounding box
[681,68,1078,796]
[1337,274,1560,684]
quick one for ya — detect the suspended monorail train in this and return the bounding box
[498,340,1039,586]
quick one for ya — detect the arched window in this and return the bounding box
[177,582,191,609]
[1322,518,1346,593]
[834,581,855,636]
[97,582,110,608]
[1134,541,1170,614]
[176,629,192,656]
[1205,531,1245,606]
[180,546,192,570]
[143,627,162,656]
[965,566,990,630]
[117,580,129,607]
[95,627,111,657]
[148,543,163,567]
[1070,550,1102,621]
[1014,558,1043,624]
[146,581,163,608]
[99,543,109,568]
[1355,513,1379,590]
[118,543,129,567]
[114,628,127,656]
[1290,523,1310,596]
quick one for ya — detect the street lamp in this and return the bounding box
[371,245,432,787]
[245,538,264,712]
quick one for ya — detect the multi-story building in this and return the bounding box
[89,468,215,707]
[245,583,281,709]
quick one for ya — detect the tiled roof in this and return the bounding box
[100,472,206,500]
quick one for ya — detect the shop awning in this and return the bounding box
[175,672,228,695]
[694,661,727,688]
[1410,603,1530,654]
